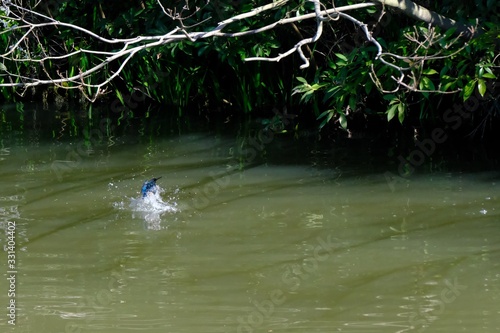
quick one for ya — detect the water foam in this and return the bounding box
[112,183,179,229]
[129,187,179,213]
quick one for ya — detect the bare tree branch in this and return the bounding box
[0,0,475,100]
[376,0,476,38]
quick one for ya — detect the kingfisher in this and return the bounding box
[141,177,162,198]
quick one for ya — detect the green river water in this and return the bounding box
[0,104,499,332]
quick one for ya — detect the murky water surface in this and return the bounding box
[1,105,499,332]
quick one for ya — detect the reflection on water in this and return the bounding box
[0,105,499,332]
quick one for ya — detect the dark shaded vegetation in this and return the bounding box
[0,0,498,139]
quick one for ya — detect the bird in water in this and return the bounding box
[141,177,162,198]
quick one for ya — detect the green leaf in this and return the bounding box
[335,53,348,62]
[323,85,341,102]
[310,83,325,90]
[477,79,486,97]
[300,90,315,103]
[419,77,433,99]
[422,68,438,75]
[420,76,435,91]
[482,72,496,79]
[197,44,210,57]
[397,103,405,124]
[440,65,450,77]
[115,90,125,105]
[317,110,331,120]
[382,94,396,101]
[296,76,308,84]
[390,97,403,105]
[318,110,335,129]
[339,112,348,130]
[387,104,398,122]
[335,53,348,66]
[442,81,456,92]
[463,79,476,101]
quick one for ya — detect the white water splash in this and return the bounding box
[112,185,179,228]
[129,186,179,213]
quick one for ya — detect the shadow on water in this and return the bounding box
[0,103,500,332]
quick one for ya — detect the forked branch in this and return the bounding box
[0,0,474,100]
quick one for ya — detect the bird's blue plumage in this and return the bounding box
[141,177,162,198]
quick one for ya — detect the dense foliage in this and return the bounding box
[0,0,498,134]
[293,0,499,132]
